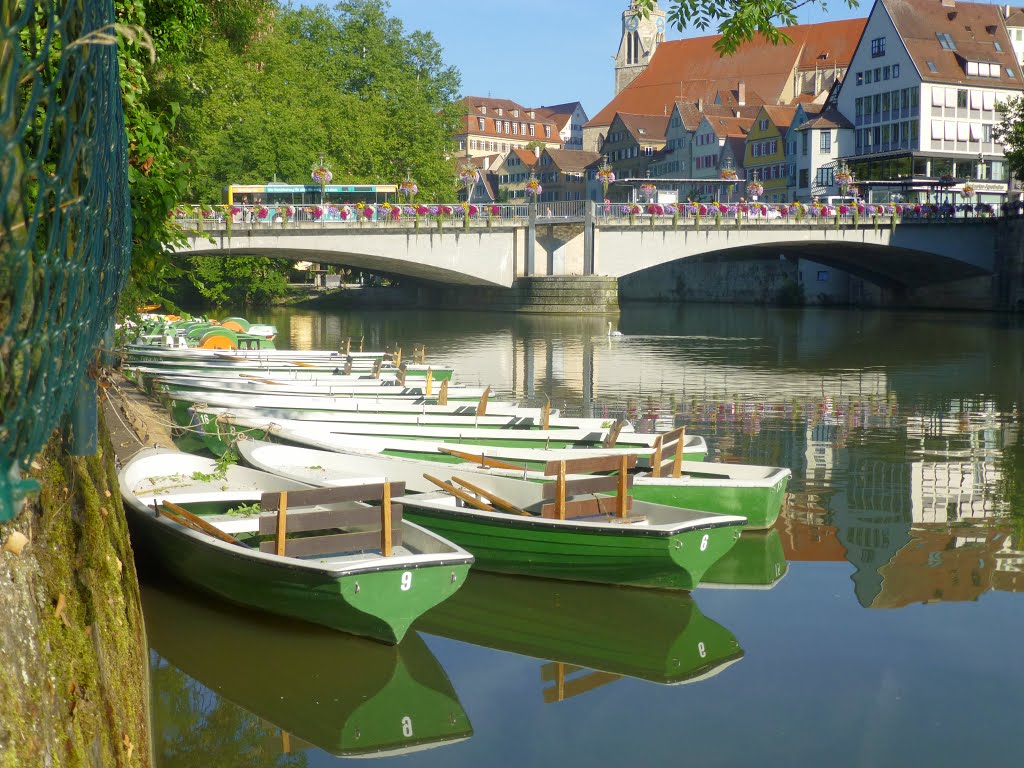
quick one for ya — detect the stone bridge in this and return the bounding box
[176,207,1012,303]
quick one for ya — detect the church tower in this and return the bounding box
[614,1,666,96]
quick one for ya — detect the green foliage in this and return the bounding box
[637,0,860,55]
[187,256,291,306]
[995,96,1024,184]
[159,0,461,203]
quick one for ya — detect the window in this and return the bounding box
[893,63,900,78]
[937,32,956,50]
[504,121,511,133]
[866,70,873,84]
[874,67,881,81]
[802,131,809,155]
[799,168,809,188]
[994,41,1003,52]
[957,89,968,108]
[857,71,864,85]
[820,131,831,151]
[927,61,938,73]
[871,37,886,57]
[817,167,835,186]
[478,117,486,131]
[529,124,535,137]
[883,66,890,80]
[544,126,551,138]
[760,118,768,130]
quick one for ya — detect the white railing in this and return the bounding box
[173,203,537,231]
[173,200,1013,232]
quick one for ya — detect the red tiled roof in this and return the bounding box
[617,113,670,142]
[883,0,1024,84]
[509,147,539,167]
[588,18,867,128]
[702,114,754,138]
[544,149,603,172]
[795,108,855,131]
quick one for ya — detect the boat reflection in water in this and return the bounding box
[699,529,789,590]
[143,581,472,760]
[415,572,743,702]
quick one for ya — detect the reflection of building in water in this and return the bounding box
[911,462,1002,523]
[870,528,1009,608]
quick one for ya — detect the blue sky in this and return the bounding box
[384,0,868,118]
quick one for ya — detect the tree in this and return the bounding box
[637,0,860,55]
[995,96,1024,185]
[160,0,462,202]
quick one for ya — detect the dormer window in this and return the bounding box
[478,106,486,114]
[497,108,503,116]
[512,109,519,117]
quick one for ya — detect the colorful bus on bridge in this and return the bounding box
[224,183,398,221]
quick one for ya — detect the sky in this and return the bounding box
[382,0,869,118]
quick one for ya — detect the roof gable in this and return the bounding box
[882,0,1024,84]
[588,17,867,128]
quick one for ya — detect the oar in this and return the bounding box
[437,447,528,471]
[422,473,496,512]
[156,500,245,546]
[450,476,532,516]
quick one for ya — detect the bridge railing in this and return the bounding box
[172,201,1014,232]
[593,201,1009,225]
[173,203,537,230]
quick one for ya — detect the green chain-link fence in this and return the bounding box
[1,0,132,521]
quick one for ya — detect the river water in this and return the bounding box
[144,304,1024,768]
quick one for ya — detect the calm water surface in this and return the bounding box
[146,305,1024,768]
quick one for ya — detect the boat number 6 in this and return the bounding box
[401,571,413,591]
[402,716,414,738]
[699,534,709,551]
[698,641,707,658]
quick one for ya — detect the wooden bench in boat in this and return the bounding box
[540,453,640,521]
[648,426,686,478]
[259,482,405,558]
[157,481,405,559]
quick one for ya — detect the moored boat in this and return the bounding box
[119,448,474,643]
[236,439,744,589]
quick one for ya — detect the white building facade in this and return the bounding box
[836,0,1024,204]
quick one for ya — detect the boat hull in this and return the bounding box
[632,471,790,530]
[127,507,469,643]
[401,501,741,590]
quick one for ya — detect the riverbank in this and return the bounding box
[0,408,151,766]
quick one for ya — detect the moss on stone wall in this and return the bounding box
[0,412,149,767]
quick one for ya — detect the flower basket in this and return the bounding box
[399,180,418,201]
[597,167,615,196]
[746,182,763,198]
[525,178,543,199]
[640,183,656,202]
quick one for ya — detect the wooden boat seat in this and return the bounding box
[257,483,405,558]
[649,426,687,478]
[540,454,640,521]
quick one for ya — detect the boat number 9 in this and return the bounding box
[698,641,707,658]
[699,534,709,551]
[401,571,413,591]
[402,716,414,738]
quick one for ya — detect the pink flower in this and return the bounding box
[490,205,499,215]
[312,206,323,220]
[230,206,240,216]
[417,205,429,215]
[468,204,479,215]
[698,204,707,215]
[362,207,373,219]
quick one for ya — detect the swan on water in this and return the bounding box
[607,322,623,337]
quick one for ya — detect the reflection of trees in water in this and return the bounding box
[151,654,307,768]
